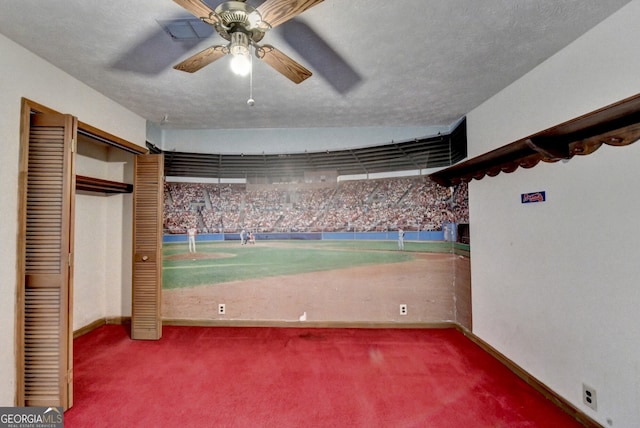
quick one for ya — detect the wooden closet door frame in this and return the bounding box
[16,98,151,409]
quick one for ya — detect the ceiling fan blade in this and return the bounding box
[173,0,218,23]
[257,45,312,83]
[174,45,227,73]
[257,0,324,29]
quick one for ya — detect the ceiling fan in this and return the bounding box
[172,0,323,83]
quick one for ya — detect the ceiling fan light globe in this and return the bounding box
[230,54,251,76]
[229,31,250,56]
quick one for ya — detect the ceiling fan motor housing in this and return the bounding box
[214,1,265,43]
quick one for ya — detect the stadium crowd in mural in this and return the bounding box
[163,176,469,234]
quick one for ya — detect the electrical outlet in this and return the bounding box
[399,304,408,315]
[218,303,226,315]
[583,383,597,411]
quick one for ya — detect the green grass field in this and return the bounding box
[162,240,462,290]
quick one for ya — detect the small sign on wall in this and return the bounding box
[521,191,546,204]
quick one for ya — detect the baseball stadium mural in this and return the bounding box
[161,174,471,328]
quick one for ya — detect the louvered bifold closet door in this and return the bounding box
[20,113,76,409]
[132,154,163,340]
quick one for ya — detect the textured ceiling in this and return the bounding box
[0,0,632,131]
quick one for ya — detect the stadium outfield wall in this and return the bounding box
[163,227,456,244]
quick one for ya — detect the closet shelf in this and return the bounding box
[76,175,133,194]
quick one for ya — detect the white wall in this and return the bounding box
[74,150,134,329]
[468,1,640,426]
[0,34,146,406]
[105,152,134,319]
[74,155,109,330]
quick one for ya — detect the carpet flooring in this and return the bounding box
[64,325,582,427]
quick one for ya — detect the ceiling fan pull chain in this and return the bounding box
[247,52,255,107]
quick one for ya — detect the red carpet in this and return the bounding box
[65,325,581,427]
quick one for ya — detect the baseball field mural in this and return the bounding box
[161,176,470,327]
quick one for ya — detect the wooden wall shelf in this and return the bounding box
[76,175,133,194]
[430,93,640,187]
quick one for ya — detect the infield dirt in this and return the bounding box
[162,248,470,327]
